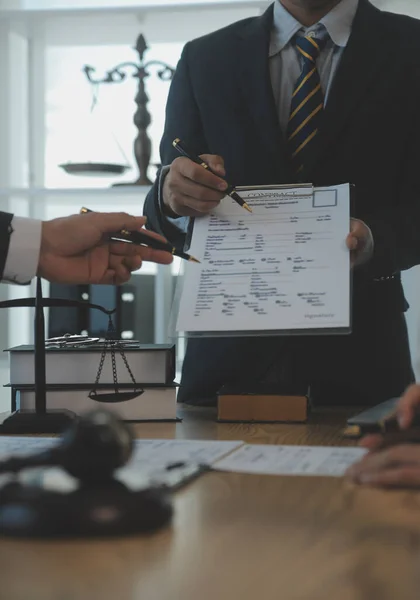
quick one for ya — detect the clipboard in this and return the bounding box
[170,183,354,339]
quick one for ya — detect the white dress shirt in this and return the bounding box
[269,0,358,132]
[2,216,42,284]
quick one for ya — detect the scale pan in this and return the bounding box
[89,390,143,403]
[59,162,130,176]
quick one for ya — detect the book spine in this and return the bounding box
[166,346,176,383]
[9,346,176,386]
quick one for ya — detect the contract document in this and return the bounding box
[176,183,351,335]
[214,444,367,477]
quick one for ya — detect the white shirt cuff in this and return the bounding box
[2,216,42,284]
[158,165,190,233]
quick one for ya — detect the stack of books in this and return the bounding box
[5,343,178,421]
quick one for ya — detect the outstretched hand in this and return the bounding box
[37,212,173,285]
[346,384,420,488]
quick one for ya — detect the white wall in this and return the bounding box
[0,0,269,11]
[41,6,262,46]
[374,0,420,17]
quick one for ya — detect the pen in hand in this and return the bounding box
[80,207,200,264]
[172,138,252,214]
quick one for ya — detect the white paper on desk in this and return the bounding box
[0,436,58,457]
[130,438,242,468]
[214,444,367,477]
[0,437,241,465]
[0,437,243,490]
[176,183,350,333]
[118,439,244,488]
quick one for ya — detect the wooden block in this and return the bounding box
[217,385,309,423]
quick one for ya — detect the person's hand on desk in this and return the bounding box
[346,219,373,268]
[37,212,173,285]
[346,384,420,488]
[162,154,228,217]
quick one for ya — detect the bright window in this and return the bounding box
[45,42,183,188]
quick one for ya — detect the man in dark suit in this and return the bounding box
[0,210,172,285]
[144,0,420,406]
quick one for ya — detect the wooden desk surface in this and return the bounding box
[1,406,420,600]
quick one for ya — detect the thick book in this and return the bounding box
[8,384,178,421]
[6,344,175,386]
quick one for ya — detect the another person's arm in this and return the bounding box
[143,42,227,247]
[346,384,420,488]
[350,75,420,278]
[0,211,173,286]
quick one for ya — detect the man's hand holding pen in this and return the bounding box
[346,384,420,488]
[38,212,174,285]
[162,153,228,218]
[168,139,252,213]
[80,207,199,263]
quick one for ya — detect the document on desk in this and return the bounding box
[0,436,243,470]
[115,439,244,488]
[0,437,244,490]
[0,436,58,456]
[0,436,242,467]
[129,438,243,469]
[176,183,351,335]
[214,444,367,477]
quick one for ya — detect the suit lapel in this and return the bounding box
[234,5,293,180]
[303,0,392,180]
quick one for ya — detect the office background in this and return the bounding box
[0,0,417,409]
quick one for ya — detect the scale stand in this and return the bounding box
[0,284,143,434]
[0,278,75,434]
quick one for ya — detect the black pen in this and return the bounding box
[172,138,252,213]
[80,207,200,263]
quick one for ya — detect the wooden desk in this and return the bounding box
[1,406,420,600]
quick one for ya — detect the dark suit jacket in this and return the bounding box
[0,212,13,280]
[144,0,420,406]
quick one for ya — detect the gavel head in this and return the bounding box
[57,410,134,483]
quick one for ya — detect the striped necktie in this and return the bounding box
[287,33,328,174]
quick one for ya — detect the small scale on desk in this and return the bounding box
[0,278,75,434]
[0,282,165,433]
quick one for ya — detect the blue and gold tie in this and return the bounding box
[287,34,327,174]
